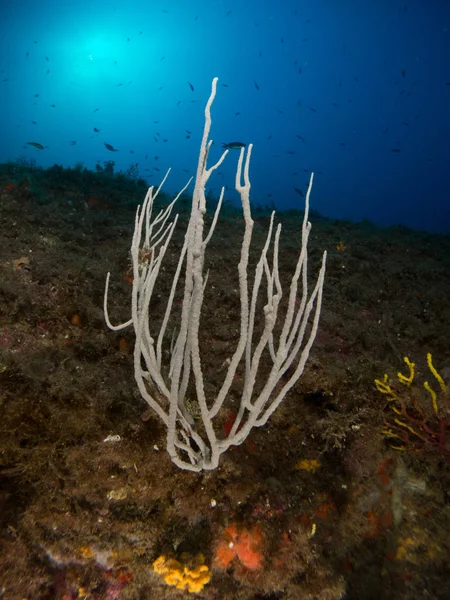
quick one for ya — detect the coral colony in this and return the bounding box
[104,78,327,471]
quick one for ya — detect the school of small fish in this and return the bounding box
[2,3,431,200]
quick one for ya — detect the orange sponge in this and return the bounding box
[214,523,263,570]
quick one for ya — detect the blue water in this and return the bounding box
[1,0,450,233]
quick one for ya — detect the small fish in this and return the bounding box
[104,142,118,152]
[94,127,100,132]
[185,130,191,134]
[50,104,56,107]
[26,51,29,57]
[391,148,401,153]
[27,142,44,150]
[222,141,246,149]
[130,150,135,154]
[296,135,305,142]
[188,81,194,91]
[45,56,49,61]
[93,108,99,112]
[34,93,39,97]
[235,112,241,116]
[254,81,260,90]
[70,140,76,145]
[294,187,304,197]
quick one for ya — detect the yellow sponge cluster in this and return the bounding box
[153,552,211,593]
